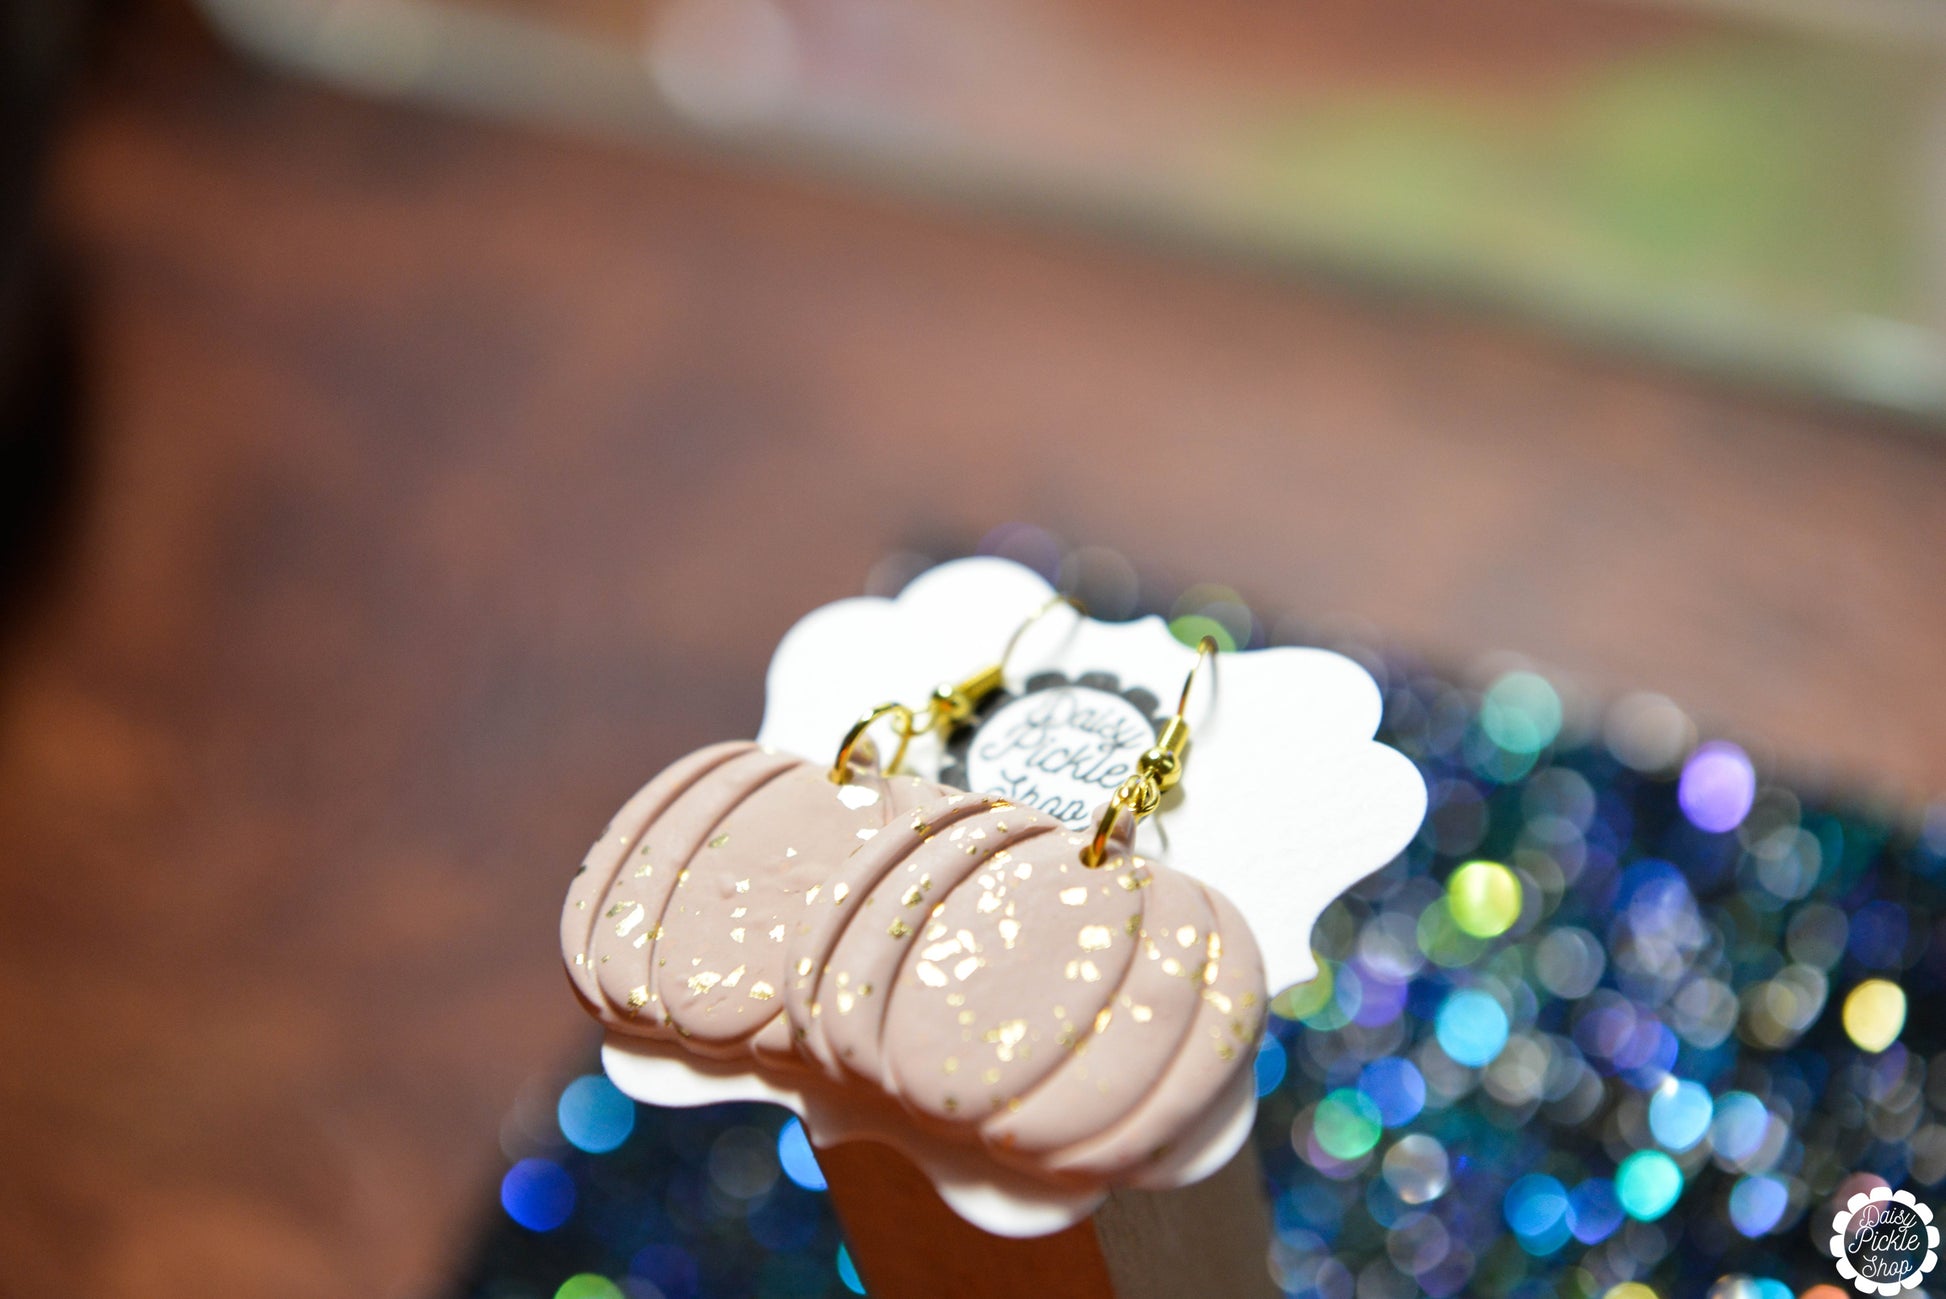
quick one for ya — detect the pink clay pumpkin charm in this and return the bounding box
[561,737,1267,1186]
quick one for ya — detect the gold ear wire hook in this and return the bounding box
[830,702,916,785]
[1082,635,1218,867]
[829,593,1083,784]
[913,593,1083,736]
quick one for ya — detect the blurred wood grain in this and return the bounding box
[3,11,1945,1298]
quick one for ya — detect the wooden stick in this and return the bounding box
[816,1138,1277,1299]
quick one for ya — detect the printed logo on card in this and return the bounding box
[1830,1185,1939,1294]
[944,673,1160,830]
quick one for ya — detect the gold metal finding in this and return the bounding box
[829,702,916,784]
[832,595,1082,784]
[1083,636,1218,867]
[910,594,1081,736]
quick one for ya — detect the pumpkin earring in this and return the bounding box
[564,594,1077,1053]
[561,615,1267,1187]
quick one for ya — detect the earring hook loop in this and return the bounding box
[829,593,1084,783]
[829,702,916,785]
[909,593,1083,737]
[1082,635,1218,867]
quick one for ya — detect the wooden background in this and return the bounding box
[2,9,1944,1297]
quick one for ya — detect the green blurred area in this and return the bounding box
[1233,38,1941,408]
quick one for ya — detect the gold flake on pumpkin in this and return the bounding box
[986,1019,1027,1062]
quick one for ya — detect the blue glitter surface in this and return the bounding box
[452,552,1946,1299]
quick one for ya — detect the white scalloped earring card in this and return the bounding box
[598,556,1427,1236]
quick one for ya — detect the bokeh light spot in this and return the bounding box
[836,1243,866,1295]
[557,1074,635,1154]
[1169,583,1255,648]
[1726,1174,1789,1237]
[1168,613,1237,653]
[975,522,1062,579]
[1445,860,1522,938]
[1314,1088,1384,1161]
[1481,671,1562,756]
[1615,1150,1683,1221]
[1842,978,1907,1053]
[1535,927,1606,999]
[1647,1078,1713,1152]
[1504,1173,1571,1254]
[501,1158,575,1232]
[1678,741,1756,833]
[1435,989,1510,1067]
[1567,1178,1624,1244]
[1357,1057,1426,1127]
[1381,1134,1450,1205]
[777,1116,826,1192]
[1057,547,1139,620]
[1605,692,1694,773]
[1710,1092,1771,1166]
[1271,961,1333,1020]
[553,1275,623,1299]
[1254,1036,1288,1098]
[1417,897,1488,968]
